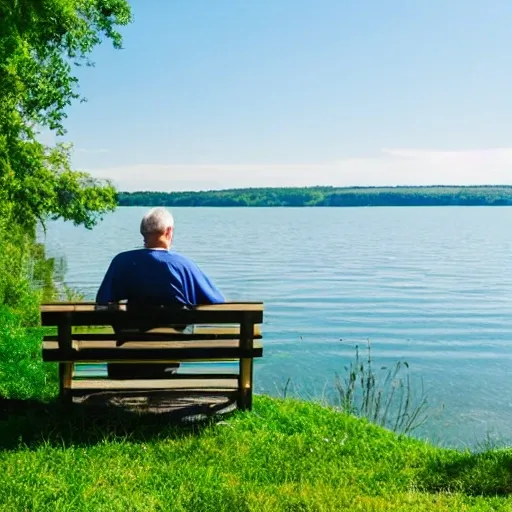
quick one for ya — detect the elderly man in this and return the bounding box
[96,207,224,307]
[96,206,225,378]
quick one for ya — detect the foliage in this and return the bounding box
[118,185,512,208]
[0,0,131,229]
[0,396,510,510]
[0,306,58,401]
[0,222,40,323]
[0,220,63,402]
[0,0,131,402]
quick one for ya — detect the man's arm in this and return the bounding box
[193,270,225,304]
[183,259,225,305]
[96,257,121,305]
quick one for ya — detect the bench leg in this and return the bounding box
[59,363,74,404]
[238,358,253,410]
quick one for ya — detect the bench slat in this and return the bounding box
[41,302,264,313]
[45,339,263,350]
[40,305,75,312]
[43,339,263,362]
[41,308,263,326]
[44,325,262,342]
[72,378,238,390]
[73,373,240,381]
[40,302,264,326]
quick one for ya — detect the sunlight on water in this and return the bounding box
[40,206,512,448]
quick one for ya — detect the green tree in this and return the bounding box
[0,0,132,228]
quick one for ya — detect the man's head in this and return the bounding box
[140,207,174,249]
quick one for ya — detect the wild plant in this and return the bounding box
[333,339,429,435]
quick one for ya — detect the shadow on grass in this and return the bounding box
[0,393,236,451]
[419,450,512,496]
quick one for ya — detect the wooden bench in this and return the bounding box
[40,302,264,411]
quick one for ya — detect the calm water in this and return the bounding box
[40,207,512,448]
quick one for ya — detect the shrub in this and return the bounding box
[0,306,58,401]
[0,221,59,400]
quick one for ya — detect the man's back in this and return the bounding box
[96,248,224,306]
[96,207,224,379]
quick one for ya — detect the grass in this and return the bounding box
[0,396,512,511]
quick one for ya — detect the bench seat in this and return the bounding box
[72,378,239,391]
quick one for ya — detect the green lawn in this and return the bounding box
[0,396,511,511]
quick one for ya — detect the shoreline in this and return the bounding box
[117,185,512,208]
[116,203,512,207]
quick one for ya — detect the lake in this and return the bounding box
[40,206,512,448]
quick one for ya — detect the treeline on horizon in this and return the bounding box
[117,185,512,207]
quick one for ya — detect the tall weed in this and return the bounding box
[333,340,429,435]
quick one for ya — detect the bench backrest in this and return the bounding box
[41,301,263,353]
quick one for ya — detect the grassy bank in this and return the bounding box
[0,300,511,511]
[0,396,511,511]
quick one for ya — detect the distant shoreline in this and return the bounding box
[117,185,512,207]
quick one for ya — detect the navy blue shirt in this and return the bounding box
[96,249,225,307]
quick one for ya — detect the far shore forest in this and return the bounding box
[118,185,512,207]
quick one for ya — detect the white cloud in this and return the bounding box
[84,148,512,191]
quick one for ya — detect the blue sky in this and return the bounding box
[51,0,512,191]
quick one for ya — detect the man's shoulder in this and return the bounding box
[153,250,205,273]
[109,249,146,265]
[164,250,197,267]
[109,249,197,269]
[112,248,145,259]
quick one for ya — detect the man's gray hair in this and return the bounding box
[140,207,174,235]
